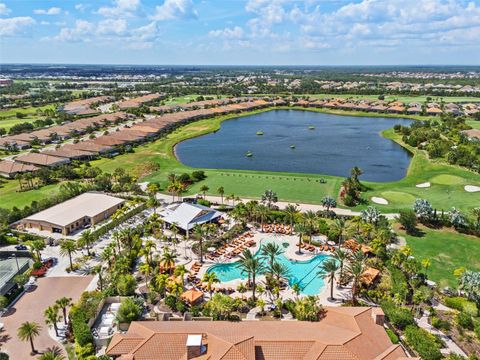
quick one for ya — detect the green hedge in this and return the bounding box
[385,328,399,344]
[381,300,415,330]
[444,296,478,317]
[404,325,442,360]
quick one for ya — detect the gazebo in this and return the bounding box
[180,289,204,305]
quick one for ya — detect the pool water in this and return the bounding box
[207,242,331,295]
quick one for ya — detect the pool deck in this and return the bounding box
[190,230,351,305]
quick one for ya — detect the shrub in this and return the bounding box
[381,300,414,330]
[165,295,177,310]
[116,274,137,296]
[196,199,211,207]
[398,210,417,234]
[70,312,93,347]
[431,316,451,331]
[456,312,474,330]
[75,342,95,359]
[116,298,142,324]
[385,328,399,344]
[191,170,206,182]
[404,325,442,360]
[444,296,465,311]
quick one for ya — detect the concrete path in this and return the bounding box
[416,310,467,357]
[156,192,400,219]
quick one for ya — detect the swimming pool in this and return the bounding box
[207,243,331,295]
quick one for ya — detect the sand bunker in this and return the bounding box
[416,182,431,188]
[371,197,389,205]
[465,185,480,193]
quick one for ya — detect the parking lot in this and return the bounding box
[0,276,93,359]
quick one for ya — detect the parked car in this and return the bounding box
[15,244,27,251]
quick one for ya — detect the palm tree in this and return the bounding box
[331,218,347,249]
[147,196,160,215]
[200,185,209,199]
[38,346,64,360]
[160,249,177,275]
[472,207,480,229]
[170,222,179,248]
[77,229,94,256]
[139,262,152,292]
[217,186,225,204]
[146,182,159,197]
[27,240,45,261]
[261,242,282,269]
[303,210,317,242]
[237,249,255,286]
[192,225,205,263]
[256,205,269,231]
[237,249,263,302]
[333,249,348,286]
[346,259,364,304]
[270,261,289,284]
[319,259,339,301]
[156,273,169,299]
[101,246,114,268]
[44,305,62,337]
[59,239,77,270]
[202,272,220,298]
[321,196,337,211]
[292,283,301,296]
[261,189,278,209]
[294,223,306,253]
[17,321,41,354]
[55,297,72,325]
[142,240,156,265]
[284,204,299,229]
[174,264,188,287]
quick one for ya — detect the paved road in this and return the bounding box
[1,276,93,359]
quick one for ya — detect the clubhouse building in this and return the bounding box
[20,192,125,235]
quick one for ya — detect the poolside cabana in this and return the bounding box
[180,289,204,305]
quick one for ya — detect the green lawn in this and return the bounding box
[0,105,56,131]
[467,120,480,130]
[0,179,63,210]
[164,95,226,106]
[402,227,480,288]
[301,94,480,103]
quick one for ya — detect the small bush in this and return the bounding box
[116,298,142,324]
[431,316,451,332]
[385,328,399,344]
[381,300,414,330]
[404,325,442,360]
[456,312,474,330]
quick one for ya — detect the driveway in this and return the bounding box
[0,276,93,359]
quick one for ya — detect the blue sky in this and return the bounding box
[1,0,479,65]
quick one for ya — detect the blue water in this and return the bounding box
[176,110,414,182]
[207,242,331,295]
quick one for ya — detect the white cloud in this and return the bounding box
[75,3,88,12]
[0,3,10,16]
[0,16,35,36]
[209,26,244,39]
[34,7,62,15]
[150,0,197,21]
[97,18,127,35]
[97,0,140,17]
[52,19,95,42]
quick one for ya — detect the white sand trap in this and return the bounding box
[416,182,431,188]
[465,185,480,192]
[371,197,389,205]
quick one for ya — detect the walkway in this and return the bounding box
[416,310,467,357]
[155,192,399,219]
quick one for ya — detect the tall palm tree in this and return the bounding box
[350,166,363,183]
[59,239,77,270]
[284,204,299,229]
[27,240,45,261]
[237,249,263,302]
[160,249,177,275]
[303,210,318,242]
[256,205,269,231]
[44,305,62,337]
[77,229,94,256]
[321,196,337,212]
[331,218,347,249]
[192,225,205,263]
[38,346,64,360]
[174,264,188,287]
[55,297,72,325]
[200,185,209,199]
[346,260,364,304]
[147,196,160,215]
[17,321,41,354]
[139,262,152,292]
[333,249,348,285]
[237,249,255,285]
[294,223,306,254]
[217,186,225,204]
[170,222,179,248]
[270,261,289,284]
[261,242,282,269]
[156,273,169,299]
[142,240,156,265]
[202,272,220,298]
[319,259,339,301]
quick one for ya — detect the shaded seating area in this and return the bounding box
[262,224,292,235]
[205,232,256,261]
[180,289,204,305]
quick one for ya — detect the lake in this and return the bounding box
[175,110,413,182]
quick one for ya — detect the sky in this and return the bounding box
[0,0,479,65]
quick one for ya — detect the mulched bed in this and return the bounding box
[437,311,480,355]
